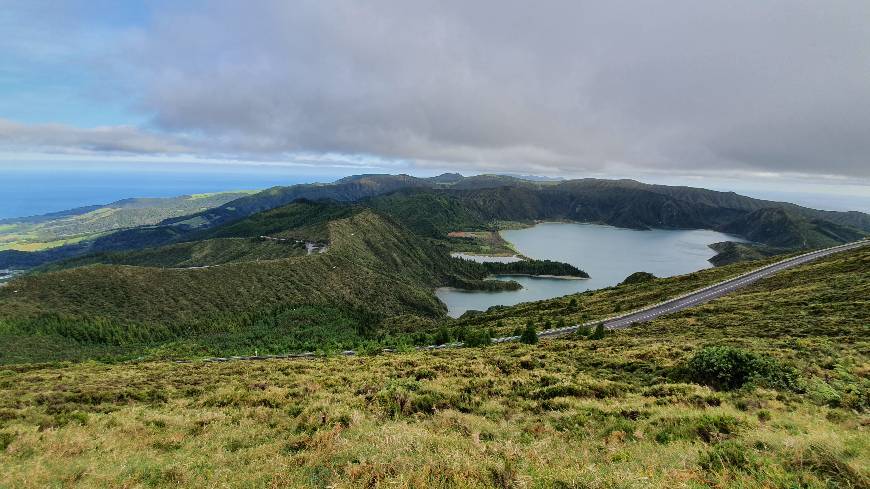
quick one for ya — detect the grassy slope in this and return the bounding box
[36,201,357,271]
[0,248,866,487]
[0,207,530,362]
[1,210,449,319]
[719,207,867,249]
[40,237,310,269]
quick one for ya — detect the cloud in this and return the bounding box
[0,118,188,155]
[4,1,870,179]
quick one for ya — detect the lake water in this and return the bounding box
[436,222,746,317]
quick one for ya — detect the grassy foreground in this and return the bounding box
[0,249,867,487]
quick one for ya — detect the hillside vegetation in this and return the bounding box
[0,203,585,362]
[0,247,866,487]
[720,207,867,248]
[708,241,790,266]
[368,186,868,251]
[41,237,310,270]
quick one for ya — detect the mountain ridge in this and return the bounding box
[0,174,867,269]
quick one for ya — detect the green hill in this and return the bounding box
[708,241,791,266]
[0,207,533,362]
[720,207,867,248]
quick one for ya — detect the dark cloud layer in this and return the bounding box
[4,1,870,178]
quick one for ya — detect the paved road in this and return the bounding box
[536,239,869,337]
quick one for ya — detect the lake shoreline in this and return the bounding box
[439,222,747,317]
[491,273,589,280]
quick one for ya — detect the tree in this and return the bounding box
[434,326,451,345]
[464,329,492,347]
[520,321,538,344]
[557,318,566,328]
[589,323,606,340]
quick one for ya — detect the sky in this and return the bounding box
[1,1,869,203]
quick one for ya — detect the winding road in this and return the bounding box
[532,239,869,339]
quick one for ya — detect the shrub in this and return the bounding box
[433,327,451,346]
[54,410,89,427]
[651,414,743,444]
[464,329,492,348]
[683,346,802,391]
[0,431,14,451]
[532,380,629,400]
[589,323,606,340]
[376,380,452,418]
[699,440,758,472]
[520,322,538,345]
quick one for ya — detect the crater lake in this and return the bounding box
[436,222,746,317]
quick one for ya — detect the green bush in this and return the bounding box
[433,327,451,346]
[532,380,629,400]
[589,323,606,340]
[683,346,802,391]
[520,322,538,345]
[0,431,14,450]
[651,414,743,444]
[699,440,758,472]
[464,329,492,348]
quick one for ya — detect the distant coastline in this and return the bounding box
[0,165,329,220]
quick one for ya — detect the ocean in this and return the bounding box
[0,164,338,220]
